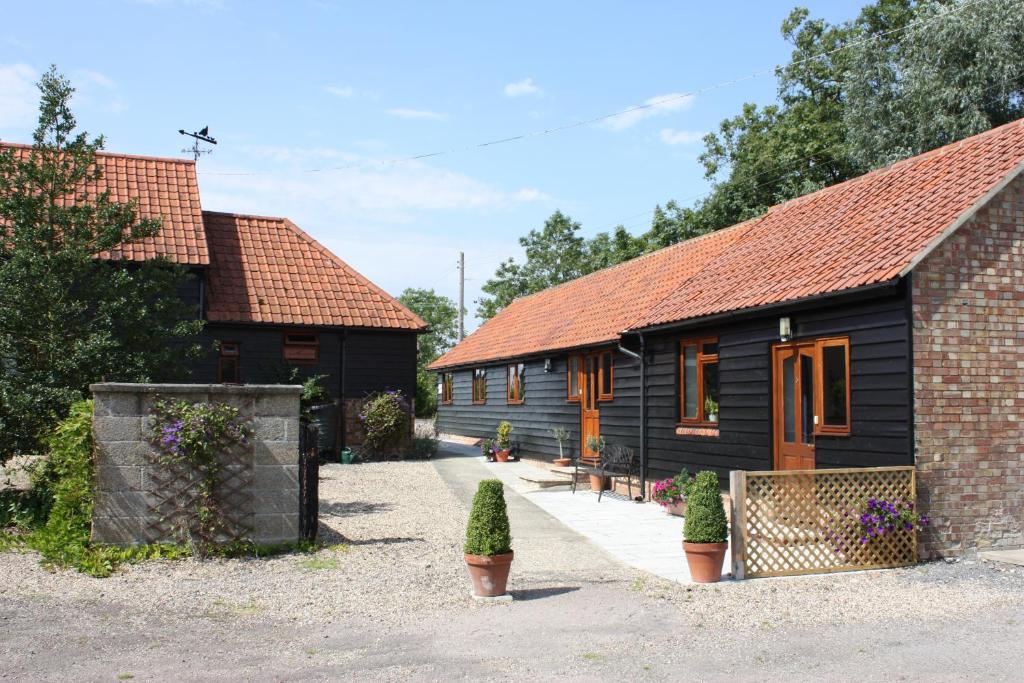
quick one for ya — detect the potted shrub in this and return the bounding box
[584,435,608,491]
[481,438,495,462]
[550,427,571,466]
[463,479,514,597]
[704,397,719,423]
[652,470,691,517]
[494,421,513,462]
[683,470,729,583]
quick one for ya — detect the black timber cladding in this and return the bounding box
[436,285,912,481]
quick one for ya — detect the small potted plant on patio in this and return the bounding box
[481,437,495,462]
[464,479,514,597]
[584,435,608,492]
[550,427,571,466]
[704,397,719,423]
[683,470,729,583]
[493,421,513,462]
[652,470,691,517]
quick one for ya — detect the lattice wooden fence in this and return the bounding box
[729,467,917,579]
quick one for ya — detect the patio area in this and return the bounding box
[438,440,731,583]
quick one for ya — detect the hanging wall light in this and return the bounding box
[779,317,792,342]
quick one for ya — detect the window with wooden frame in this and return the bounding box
[218,342,241,384]
[598,350,614,401]
[507,363,526,404]
[282,331,319,364]
[679,338,719,425]
[472,368,487,404]
[567,355,581,402]
[440,372,454,405]
[814,337,850,435]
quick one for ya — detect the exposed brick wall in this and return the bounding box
[912,173,1024,557]
[90,383,303,545]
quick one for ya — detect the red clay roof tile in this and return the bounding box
[430,119,1024,370]
[202,211,426,331]
[2,143,208,265]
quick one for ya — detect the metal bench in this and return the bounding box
[572,444,640,502]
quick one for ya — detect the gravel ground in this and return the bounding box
[1,461,475,627]
[2,457,1024,680]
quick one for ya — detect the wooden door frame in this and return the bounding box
[771,341,817,470]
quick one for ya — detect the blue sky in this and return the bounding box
[0,0,864,329]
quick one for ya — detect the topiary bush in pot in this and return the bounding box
[463,479,514,597]
[682,470,729,583]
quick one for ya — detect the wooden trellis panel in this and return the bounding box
[730,467,917,579]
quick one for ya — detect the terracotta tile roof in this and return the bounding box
[203,211,427,330]
[430,119,1024,370]
[1,143,208,265]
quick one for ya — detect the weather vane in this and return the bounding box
[178,126,217,162]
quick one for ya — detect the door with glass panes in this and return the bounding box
[772,342,817,470]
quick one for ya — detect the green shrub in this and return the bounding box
[359,391,410,455]
[495,421,512,449]
[463,479,512,556]
[683,470,728,544]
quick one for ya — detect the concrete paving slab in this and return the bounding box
[439,441,729,584]
[980,549,1024,567]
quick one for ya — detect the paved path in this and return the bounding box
[435,442,729,583]
[432,443,623,582]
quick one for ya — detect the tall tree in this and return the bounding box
[0,67,203,460]
[398,287,459,416]
[844,0,1024,169]
[476,210,588,319]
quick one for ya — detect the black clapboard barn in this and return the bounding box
[431,120,1024,493]
[1,143,426,457]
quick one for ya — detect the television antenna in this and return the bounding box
[178,126,217,161]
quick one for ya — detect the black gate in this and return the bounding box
[298,421,320,542]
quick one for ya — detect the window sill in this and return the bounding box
[675,425,720,438]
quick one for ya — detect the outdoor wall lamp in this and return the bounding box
[779,316,792,342]
[544,358,553,372]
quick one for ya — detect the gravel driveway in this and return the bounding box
[2,455,1023,680]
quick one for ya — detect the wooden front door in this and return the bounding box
[580,353,601,460]
[772,342,816,470]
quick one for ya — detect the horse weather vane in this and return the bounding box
[178,125,217,161]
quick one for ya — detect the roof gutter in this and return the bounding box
[626,279,903,337]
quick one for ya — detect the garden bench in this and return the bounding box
[572,444,640,502]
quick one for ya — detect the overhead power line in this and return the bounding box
[198,0,993,178]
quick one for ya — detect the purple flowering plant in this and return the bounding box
[148,398,252,549]
[359,390,411,456]
[856,497,929,545]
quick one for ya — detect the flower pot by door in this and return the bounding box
[683,541,727,583]
[589,474,609,492]
[665,500,687,517]
[552,458,571,467]
[465,551,514,597]
[494,449,511,463]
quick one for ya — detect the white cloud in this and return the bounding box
[504,77,541,97]
[600,92,696,132]
[660,128,704,146]
[325,85,354,98]
[76,70,116,90]
[0,63,37,130]
[386,108,448,121]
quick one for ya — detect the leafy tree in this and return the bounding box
[0,67,203,460]
[845,0,1024,169]
[476,210,589,319]
[398,287,458,416]
[586,225,647,270]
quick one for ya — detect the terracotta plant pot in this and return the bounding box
[494,449,511,463]
[683,541,727,583]
[589,474,609,492]
[552,458,571,467]
[664,499,687,517]
[464,551,514,597]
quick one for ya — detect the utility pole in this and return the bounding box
[458,251,465,340]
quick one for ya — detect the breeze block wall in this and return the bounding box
[912,174,1024,558]
[90,383,303,545]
